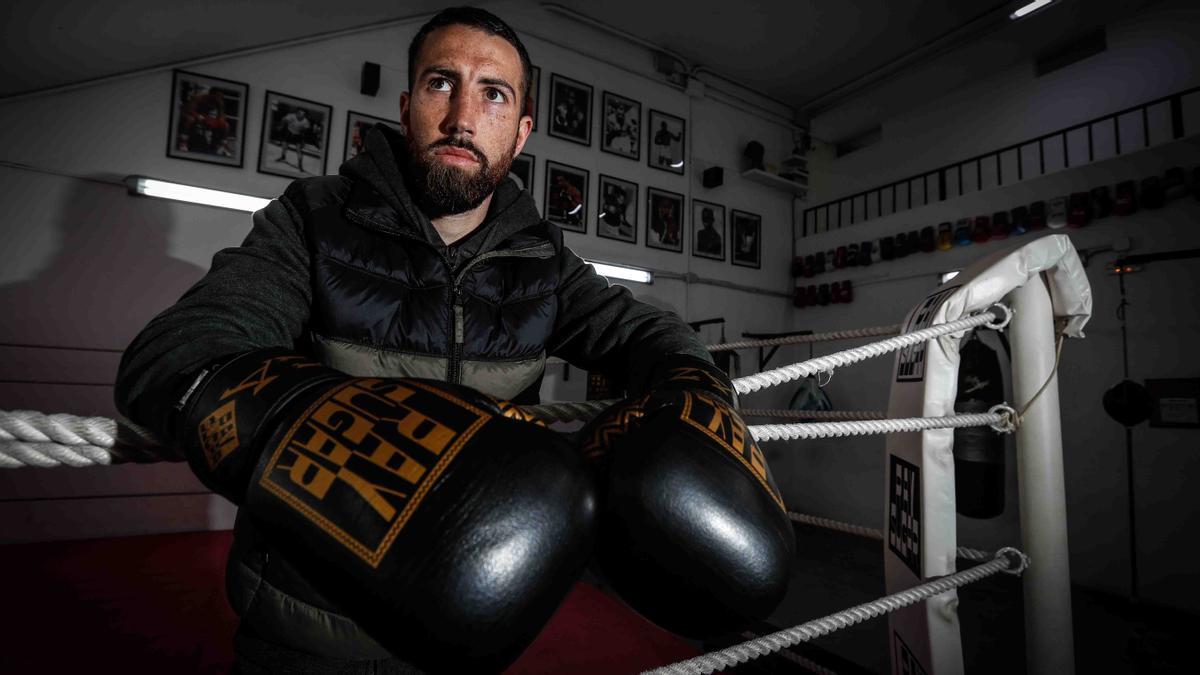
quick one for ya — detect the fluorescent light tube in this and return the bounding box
[1010,0,1055,20]
[128,176,271,212]
[586,260,653,284]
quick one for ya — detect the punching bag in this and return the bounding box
[954,334,1006,518]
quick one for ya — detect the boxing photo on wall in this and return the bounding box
[646,187,685,253]
[731,209,762,268]
[692,200,726,261]
[166,70,248,167]
[548,73,592,146]
[600,91,641,161]
[544,160,589,233]
[509,153,535,194]
[597,175,637,244]
[344,110,403,162]
[648,109,686,175]
[528,65,541,132]
[258,91,332,179]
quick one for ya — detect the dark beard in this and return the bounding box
[404,135,515,217]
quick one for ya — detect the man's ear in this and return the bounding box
[513,113,533,157]
[399,92,411,135]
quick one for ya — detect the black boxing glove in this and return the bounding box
[174,348,596,672]
[579,356,795,638]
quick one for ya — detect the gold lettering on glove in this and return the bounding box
[680,391,784,510]
[258,379,489,566]
[221,355,320,400]
[197,400,239,469]
[665,366,733,400]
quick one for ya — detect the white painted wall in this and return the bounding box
[0,3,796,543]
[790,0,1200,616]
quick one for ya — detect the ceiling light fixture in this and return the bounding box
[1010,0,1056,20]
[126,176,271,213]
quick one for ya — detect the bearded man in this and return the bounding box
[113,6,745,673]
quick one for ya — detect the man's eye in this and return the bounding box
[484,88,506,103]
[429,78,451,91]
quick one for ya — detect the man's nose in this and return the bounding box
[442,90,477,138]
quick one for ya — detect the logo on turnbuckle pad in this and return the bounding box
[258,379,489,567]
[679,392,784,510]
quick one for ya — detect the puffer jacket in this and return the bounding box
[114,123,711,659]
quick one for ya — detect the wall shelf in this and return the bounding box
[742,168,809,198]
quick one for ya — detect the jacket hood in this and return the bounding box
[339,123,543,257]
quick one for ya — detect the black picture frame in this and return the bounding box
[528,65,541,132]
[258,90,333,179]
[548,73,593,146]
[166,69,249,167]
[597,175,638,244]
[509,153,535,194]
[692,199,726,261]
[731,209,762,269]
[600,91,641,161]
[344,110,402,163]
[648,109,686,175]
[646,187,685,253]
[544,160,589,232]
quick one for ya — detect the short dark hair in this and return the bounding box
[408,6,534,115]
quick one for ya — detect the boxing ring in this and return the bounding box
[0,234,1091,674]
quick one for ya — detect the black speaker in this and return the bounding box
[702,166,724,189]
[360,62,381,97]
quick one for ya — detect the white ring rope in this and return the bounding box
[751,409,1015,443]
[0,410,166,468]
[0,406,1016,468]
[706,324,903,353]
[739,409,886,421]
[739,631,840,675]
[732,305,1010,395]
[786,512,992,562]
[642,547,1030,675]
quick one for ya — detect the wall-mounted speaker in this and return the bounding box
[361,62,381,96]
[702,166,724,189]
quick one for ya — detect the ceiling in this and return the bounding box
[0,0,1159,123]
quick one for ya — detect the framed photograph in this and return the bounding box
[544,160,589,232]
[548,73,593,146]
[601,91,640,160]
[344,110,402,162]
[692,200,726,260]
[258,90,333,179]
[509,153,535,194]
[166,70,248,167]
[648,109,686,175]
[528,65,541,132]
[646,187,685,253]
[597,175,637,243]
[731,209,762,269]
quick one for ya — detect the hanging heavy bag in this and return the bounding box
[954,334,1007,519]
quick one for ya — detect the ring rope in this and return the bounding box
[732,305,1010,395]
[738,632,840,675]
[0,410,167,468]
[739,409,886,421]
[751,409,1015,443]
[641,547,1030,675]
[786,512,992,562]
[0,405,1017,468]
[706,324,903,353]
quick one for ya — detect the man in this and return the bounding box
[117,7,755,673]
[277,107,311,171]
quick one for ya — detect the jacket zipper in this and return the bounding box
[445,243,555,384]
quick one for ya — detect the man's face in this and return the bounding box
[401,24,533,216]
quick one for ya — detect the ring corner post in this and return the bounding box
[1008,275,1076,675]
